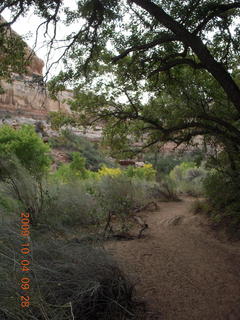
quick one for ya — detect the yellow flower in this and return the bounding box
[98,166,122,177]
[143,163,153,169]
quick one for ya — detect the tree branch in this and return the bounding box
[112,33,178,63]
[196,114,240,138]
[150,58,204,76]
[194,2,240,35]
[163,121,240,145]
[0,2,24,28]
[130,0,240,114]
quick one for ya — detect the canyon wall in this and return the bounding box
[0,17,72,120]
[0,75,72,119]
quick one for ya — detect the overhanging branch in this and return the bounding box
[112,33,178,63]
[149,58,205,76]
[194,2,240,35]
[130,0,240,114]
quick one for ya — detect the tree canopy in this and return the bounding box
[1,1,240,160]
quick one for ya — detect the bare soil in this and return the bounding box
[105,197,240,320]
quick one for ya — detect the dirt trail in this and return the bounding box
[106,198,240,320]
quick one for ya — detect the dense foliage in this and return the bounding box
[1,1,240,157]
[0,25,27,88]
[202,151,240,236]
[1,2,240,316]
[0,125,50,178]
[43,0,240,159]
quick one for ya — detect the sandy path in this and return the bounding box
[106,198,240,320]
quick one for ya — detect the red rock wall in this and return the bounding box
[0,75,72,119]
[0,17,72,119]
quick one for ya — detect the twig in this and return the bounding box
[69,302,75,320]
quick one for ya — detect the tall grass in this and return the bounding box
[0,227,138,320]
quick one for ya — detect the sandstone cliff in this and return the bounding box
[0,74,72,119]
[0,17,72,119]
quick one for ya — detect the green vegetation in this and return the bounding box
[203,168,240,237]
[0,25,28,87]
[53,152,92,182]
[0,125,161,319]
[0,125,50,178]
[0,228,137,320]
[1,0,240,316]
[48,111,76,130]
[144,150,204,175]
[49,129,113,171]
[0,121,239,320]
[169,162,207,196]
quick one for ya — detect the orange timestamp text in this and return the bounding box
[20,212,31,308]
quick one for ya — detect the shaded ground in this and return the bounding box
[106,198,240,320]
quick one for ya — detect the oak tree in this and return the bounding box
[1,1,240,162]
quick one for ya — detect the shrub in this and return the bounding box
[52,163,76,183]
[169,162,206,196]
[144,150,204,174]
[96,175,154,215]
[0,192,19,223]
[48,111,76,130]
[44,182,103,227]
[0,125,50,178]
[169,161,196,182]
[42,174,159,234]
[204,170,240,236]
[157,175,179,201]
[52,152,95,183]
[97,164,156,181]
[190,199,212,215]
[0,229,137,320]
[0,157,49,224]
[144,153,182,174]
[93,175,158,233]
[124,164,156,181]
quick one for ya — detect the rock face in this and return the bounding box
[0,18,72,119]
[0,15,44,77]
[0,75,72,119]
[26,53,44,77]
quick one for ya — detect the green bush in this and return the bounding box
[157,175,179,201]
[49,111,76,130]
[190,199,212,215]
[96,175,154,215]
[0,157,50,224]
[124,164,156,181]
[144,150,204,174]
[92,175,158,233]
[204,170,240,236]
[0,191,19,224]
[145,153,181,174]
[54,157,157,183]
[0,125,50,178]
[0,156,159,231]
[169,162,196,182]
[169,162,206,196]
[44,182,104,227]
[53,152,92,182]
